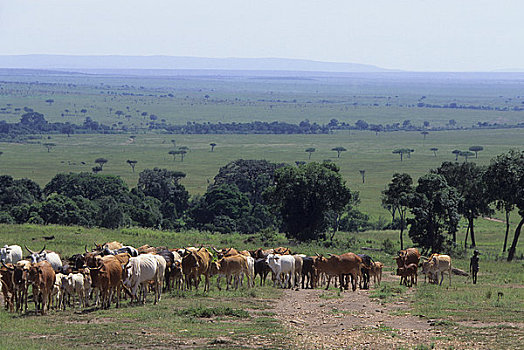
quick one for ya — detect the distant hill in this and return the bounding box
[0,55,396,73]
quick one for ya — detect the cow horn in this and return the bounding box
[25,245,36,254]
[85,245,89,253]
[39,245,46,254]
[212,247,219,253]
[1,261,14,271]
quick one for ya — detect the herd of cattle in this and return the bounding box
[0,242,453,315]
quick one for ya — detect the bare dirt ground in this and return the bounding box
[271,273,486,350]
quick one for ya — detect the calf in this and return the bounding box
[266,254,295,289]
[61,273,86,309]
[370,261,384,285]
[397,263,418,287]
[358,254,373,289]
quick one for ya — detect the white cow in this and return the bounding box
[25,246,63,271]
[60,273,86,309]
[422,254,452,286]
[266,254,295,289]
[1,245,23,264]
[123,254,165,304]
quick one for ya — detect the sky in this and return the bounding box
[0,0,523,71]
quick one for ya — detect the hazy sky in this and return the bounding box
[1,0,523,71]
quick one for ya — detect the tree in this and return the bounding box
[392,148,412,162]
[189,184,252,234]
[469,146,484,158]
[331,147,347,158]
[434,162,492,247]
[382,173,414,250]
[430,148,438,157]
[265,162,352,241]
[92,166,102,174]
[45,99,54,105]
[168,150,177,161]
[452,149,461,161]
[43,143,56,153]
[359,170,365,184]
[408,173,460,254]
[95,158,108,169]
[210,143,217,152]
[305,147,316,160]
[355,120,368,130]
[136,168,189,221]
[459,151,475,163]
[171,139,176,148]
[421,131,429,140]
[126,160,138,172]
[484,150,524,260]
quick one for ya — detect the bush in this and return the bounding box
[382,238,396,255]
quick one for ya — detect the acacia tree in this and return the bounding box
[408,173,460,254]
[434,162,492,247]
[421,131,429,140]
[95,158,108,170]
[430,148,438,157]
[484,150,524,260]
[126,160,138,172]
[469,146,484,158]
[210,143,217,152]
[331,147,347,158]
[459,151,475,163]
[393,148,412,162]
[305,147,316,160]
[265,162,351,241]
[168,150,177,161]
[382,173,414,250]
[43,143,56,153]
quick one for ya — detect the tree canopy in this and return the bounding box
[265,162,351,241]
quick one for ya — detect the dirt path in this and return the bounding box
[271,276,483,349]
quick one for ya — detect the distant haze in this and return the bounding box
[1,1,524,72]
[0,55,395,73]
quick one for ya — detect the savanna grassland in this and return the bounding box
[0,70,523,349]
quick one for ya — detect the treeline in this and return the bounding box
[1,111,523,142]
[0,160,374,237]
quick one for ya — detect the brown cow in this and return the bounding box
[395,248,421,285]
[2,260,31,313]
[28,261,55,315]
[209,255,250,290]
[397,263,418,287]
[89,255,123,309]
[181,247,213,291]
[314,253,362,291]
[0,263,14,312]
